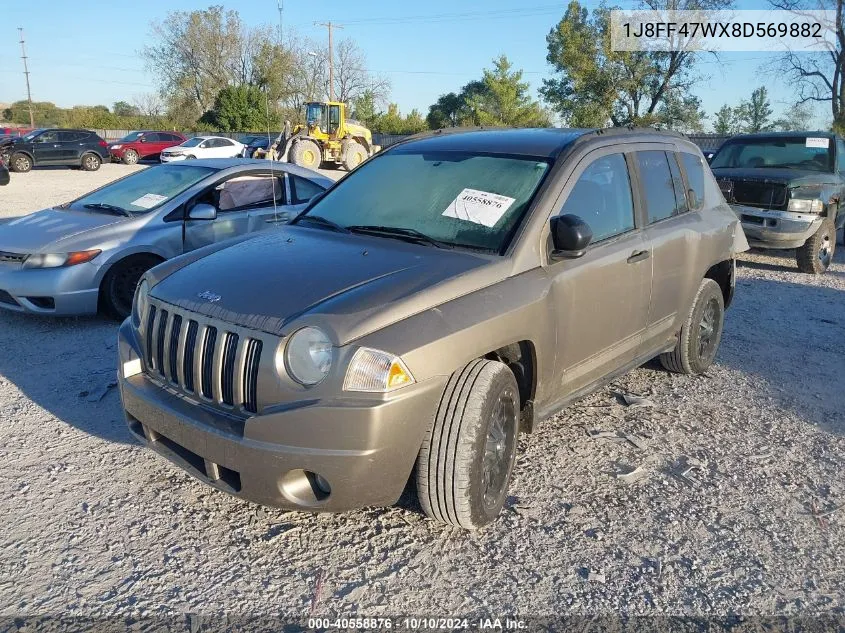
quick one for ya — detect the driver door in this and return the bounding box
[33,131,62,164]
[183,173,288,251]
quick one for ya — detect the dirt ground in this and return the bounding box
[1,166,844,626]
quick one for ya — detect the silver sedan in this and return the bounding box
[0,159,333,318]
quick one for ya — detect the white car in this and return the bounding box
[160,136,246,162]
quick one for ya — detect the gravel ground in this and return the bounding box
[1,168,844,627]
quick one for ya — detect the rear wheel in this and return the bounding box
[290,140,321,170]
[81,153,101,172]
[99,255,162,321]
[796,218,835,274]
[660,278,725,375]
[416,359,520,529]
[10,152,32,173]
[343,142,367,171]
[122,149,139,165]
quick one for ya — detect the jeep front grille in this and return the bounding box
[142,302,264,415]
[720,178,787,208]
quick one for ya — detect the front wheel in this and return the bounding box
[99,255,161,321]
[342,142,367,171]
[81,153,102,172]
[796,218,835,274]
[122,149,139,165]
[10,152,32,173]
[416,359,520,529]
[290,140,321,170]
[659,278,725,375]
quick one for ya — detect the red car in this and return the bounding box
[108,131,187,165]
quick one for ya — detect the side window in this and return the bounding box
[836,139,845,173]
[218,138,233,147]
[58,131,78,143]
[560,153,635,243]
[329,105,341,133]
[680,152,706,209]
[217,175,285,211]
[636,151,677,224]
[37,131,58,143]
[290,175,326,205]
[144,133,161,143]
[667,152,688,216]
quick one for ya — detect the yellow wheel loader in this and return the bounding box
[256,101,376,171]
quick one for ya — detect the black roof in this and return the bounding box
[393,127,689,158]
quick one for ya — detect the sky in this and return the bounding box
[0,0,829,130]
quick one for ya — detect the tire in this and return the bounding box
[186,154,196,160]
[343,142,367,171]
[99,255,162,321]
[10,152,32,173]
[796,218,835,274]
[416,359,520,529]
[659,278,725,375]
[290,140,321,170]
[122,149,139,165]
[81,153,102,172]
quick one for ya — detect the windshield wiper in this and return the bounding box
[294,214,350,233]
[83,203,132,217]
[346,225,447,249]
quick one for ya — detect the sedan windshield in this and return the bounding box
[69,165,215,214]
[710,137,834,172]
[179,137,205,148]
[296,150,551,253]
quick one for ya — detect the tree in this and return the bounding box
[113,101,140,117]
[352,90,378,128]
[657,92,706,133]
[3,101,63,126]
[200,85,276,131]
[713,105,742,134]
[331,39,391,105]
[371,104,429,134]
[769,0,845,130]
[739,86,773,133]
[542,0,727,126]
[773,102,814,131]
[464,56,551,127]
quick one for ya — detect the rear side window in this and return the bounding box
[560,153,635,243]
[290,175,326,204]
[680,152,706,209]
[636,151,677,224]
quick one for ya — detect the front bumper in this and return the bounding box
[117,320,447,511]
[160,154,187,163]
[732,204,824,249]
[0,260,100,315]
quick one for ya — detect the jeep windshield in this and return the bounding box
[710,136,834,172]
[296,150,551,253]
[66,164,216,214]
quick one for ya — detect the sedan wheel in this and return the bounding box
[100,255,161,321]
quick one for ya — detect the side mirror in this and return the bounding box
[188,203,217,221]
[139,137,147,143]
[550,214,593,259]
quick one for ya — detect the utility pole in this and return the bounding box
[18,28,34,128]
[315,21,343,102]
[276,0,283,47]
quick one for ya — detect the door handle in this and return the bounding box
[627,249,650,264]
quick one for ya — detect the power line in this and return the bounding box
[309,3,565,26]
[315,21,344,101]
[18,28,34,127]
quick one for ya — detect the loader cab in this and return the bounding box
[305,101,344,138]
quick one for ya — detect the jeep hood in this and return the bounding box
[0,208,125,253]
[710,167,840,187]
[150,226,505,344]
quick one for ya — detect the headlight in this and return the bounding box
[787,198,823,213]
[343,347,415,393]
[133,278,149,328]
[22,249,101,269]
[111,144,122,150]
[284,327,333,386]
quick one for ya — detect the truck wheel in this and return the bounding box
[796,218,835,274]
[81,153,102,172]
[122,149,139,165]
[99,254,162,321]
[10,152,32,173]
[343,142,367,171]
[660,278,725,375]
[416,359,520,529]
[291,140,321,170]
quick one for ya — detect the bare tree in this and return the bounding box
[332,39,391,106]
[132,93,165,117]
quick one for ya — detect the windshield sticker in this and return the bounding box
[806,137,830,149]
[130,193,169,209]
[442,188,516,227]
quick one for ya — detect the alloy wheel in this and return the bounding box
[481,390,517,510]
[698,297,720,359]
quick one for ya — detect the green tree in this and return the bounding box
[465,56,550,127]
[738,87,773,133]
[371,104,429,134]
[541,0,727,127]
[201,86,276,131]
[713,105,740,134]
[352,90,379,128]
[657,93,706,133]
[113,101,140,117]
[426,82,486,128]
[3,101,63,126]
[772,103,814,131]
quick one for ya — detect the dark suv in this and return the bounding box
[0,128,110,173]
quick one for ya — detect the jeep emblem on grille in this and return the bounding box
[198,290,222,303]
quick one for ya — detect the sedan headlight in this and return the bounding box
[132,278,149,328]
[343,347,415,393]
[23,249,101,269]
[787,198,823,213]
[284,327,333,386]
